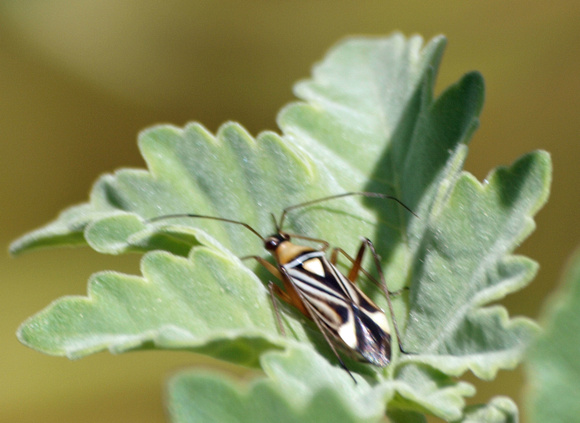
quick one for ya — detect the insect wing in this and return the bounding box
[283,252,392,366]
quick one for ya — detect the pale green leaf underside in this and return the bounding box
[14,34,551,420]
[452,397,518,423]
[167,345,493,423]
[167,345,392,423]
[18,247,295,366]
[526,248,580,423]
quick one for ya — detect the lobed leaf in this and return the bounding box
[402,152,549,380]
[167,345,392,423]
[451,397,518,423]
[17,247,294,365]
[14,34,551,420]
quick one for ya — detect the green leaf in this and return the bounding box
[14,34,551,421]
[167,345,392,423]
[17,247,304,365]
[387,409,428,423]
[451,397,518,423]
[11,34,454,262]
[402,151,550,379]
[389,363,476,420]
[525,247,580,423]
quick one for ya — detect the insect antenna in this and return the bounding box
[147,213,266,242]
[270,213,280,234]
[278,191,417,230]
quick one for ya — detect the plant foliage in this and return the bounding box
[526,248,580,423]
[13,34,551,421]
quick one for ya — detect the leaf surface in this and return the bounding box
[167,345,391,423]
[526,248,580,423]
[14,34,551,420]
[451,397,518,423]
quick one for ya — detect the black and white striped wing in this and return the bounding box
[283,251,392,366]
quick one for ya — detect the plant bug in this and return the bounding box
[148,192,416,381]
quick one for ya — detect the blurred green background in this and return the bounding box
[2,1,578,422]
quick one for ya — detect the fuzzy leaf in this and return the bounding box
[452,397,518,423]
[11,34,455,265]
[401,151,549,380]
[14,34,551,421]
[17,247,294,365]
[167,345,392,423]
[526,248,580,423]
[387,410,428,423]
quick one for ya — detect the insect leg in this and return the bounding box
[330,243,366,283]
[241,255,283,280]
[331,245,407,297]
[268,282,288,336]
[361,238,409,354]
[242,255,309,330]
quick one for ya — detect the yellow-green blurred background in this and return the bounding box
[2,2,578,422]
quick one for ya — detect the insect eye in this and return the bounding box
[265,237,279,250]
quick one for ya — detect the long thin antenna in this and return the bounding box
[270,213,279,233]
[147,214,265,242]
[278,191,418,230]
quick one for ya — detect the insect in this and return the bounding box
[149,192,416,381]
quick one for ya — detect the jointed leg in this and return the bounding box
[242,255,290,336]
[330,243,366,283]
[362,238,407,353]
[331,244,407,296]
[242,255,308,334]
[242,255,283,280]
[268,282,289,336]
